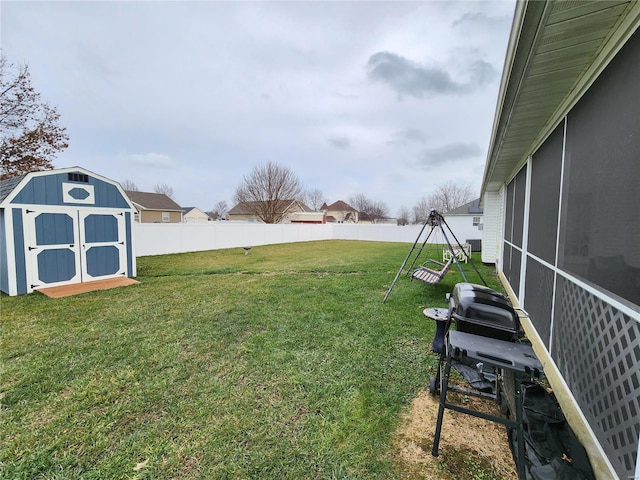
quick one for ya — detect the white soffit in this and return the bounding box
[483,0,639,192]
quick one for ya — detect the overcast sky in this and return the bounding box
[2,1,515,215]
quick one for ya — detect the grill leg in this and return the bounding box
[432,346,453,457]
[515,376,526,479]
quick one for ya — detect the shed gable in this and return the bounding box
[6,171,131,209]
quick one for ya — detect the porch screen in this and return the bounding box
[560,27,640,306]
[505,180,515,243]
[512,167,526,248]
[503,166,526,296]
[529,122,563,264]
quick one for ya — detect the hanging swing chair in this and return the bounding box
[411,257,455,284]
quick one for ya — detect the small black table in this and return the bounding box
[432,330,543,479]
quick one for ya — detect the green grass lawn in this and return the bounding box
[1,240,506,479]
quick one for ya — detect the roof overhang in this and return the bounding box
[481,0,640,194]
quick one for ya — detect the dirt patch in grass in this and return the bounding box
[392,388,518,480]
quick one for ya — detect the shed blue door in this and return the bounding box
[28,211,81,286]
[24,208,127,290]
[79,211,127,281]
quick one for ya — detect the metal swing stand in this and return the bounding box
[383,209,487,303]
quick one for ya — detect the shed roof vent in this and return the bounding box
[68,172,89,183]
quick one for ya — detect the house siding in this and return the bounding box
[183,209,210,223]
[139,211,182,223]
[324,209,357,223]
[439,215,482,247]
[481,189,503,264]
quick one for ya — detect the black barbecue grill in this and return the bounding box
[449,282,521,342]
[427,282,543,479]
[430,283,522,356]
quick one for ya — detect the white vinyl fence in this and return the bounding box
[133,219,483,257]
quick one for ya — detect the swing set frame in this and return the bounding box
[383,209,487,303]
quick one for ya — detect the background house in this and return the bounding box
[0,167,136,296]
[321,200,358,223]
[226,200,311,223]
[444,198,483,251]
[125,191,182,223]
[481,2,639,478]
[289,212,326,224]
[182,207,211,223]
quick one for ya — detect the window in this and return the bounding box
[473,216,481,226]
[162,212,170,222]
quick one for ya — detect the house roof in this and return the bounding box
[358,211,373,222]
[323,200,356,212]
[125,190,182,211]
[182,207,211,218]
[482,1,639,194]
[445,198,483,215]
[227,199,311,215]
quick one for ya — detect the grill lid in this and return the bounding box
[450,283,520,334]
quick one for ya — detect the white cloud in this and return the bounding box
[122,153,177,169]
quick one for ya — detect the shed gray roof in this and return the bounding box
[0,174,28,204]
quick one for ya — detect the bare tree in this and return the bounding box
[412,197,430,225]
[348,193,372,213]
[233,161,304,223]
[208,200,229,220]
[348,193,389,222]
[121,179,139,191]
[305,188,326,211]
[426,181,476,214]
[154,183,175,199]
[397,206,411,226]
[1,55,69,179]
[369,200,389,222]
